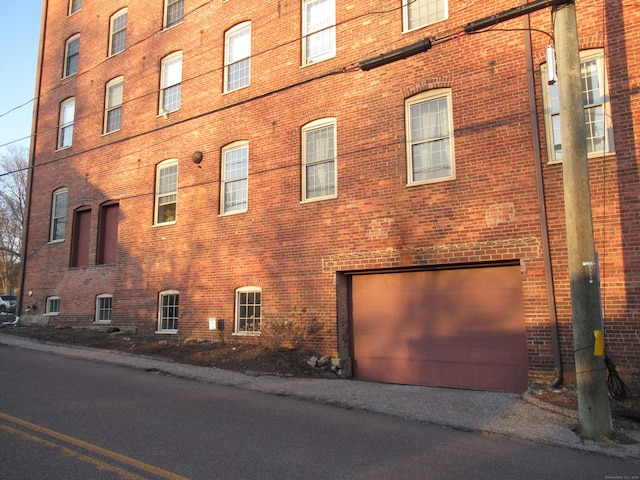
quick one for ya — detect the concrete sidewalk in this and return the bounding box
[1,333,638,461]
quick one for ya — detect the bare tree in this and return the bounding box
[0,145,28,293]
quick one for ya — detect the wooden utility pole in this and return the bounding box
[552,2,611,438]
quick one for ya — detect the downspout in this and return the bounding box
[18,0,49,318]
[524,14,563,387]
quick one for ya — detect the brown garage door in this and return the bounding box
[351,265,528,393]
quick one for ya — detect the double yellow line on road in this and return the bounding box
[0,411,188,480]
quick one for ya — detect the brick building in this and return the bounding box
[21,0,640,393]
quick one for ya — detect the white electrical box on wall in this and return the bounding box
[208,318,217,330]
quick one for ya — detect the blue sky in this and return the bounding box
[0,1,42,153]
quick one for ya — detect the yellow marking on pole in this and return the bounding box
[0,412,188,480]
[593,330,604,357]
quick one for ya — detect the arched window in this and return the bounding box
[302,118,337,201]
[64,34,80,77]
[109,9,128,56]
[221,141,249,214]
[154,159,178,225]
[50,188,69,242]
[224,22,251,92]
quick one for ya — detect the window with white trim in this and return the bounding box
[235,287,261,334]
[402,0,448,32]
[155,160,178,225]
[58,98,75,149]
[164,0,184,28]
[224,22,251,92]
[46,297,60,315]
[95,294,113,323]
[405,89,455,184]
[109,9,127,57]
[160,52,182,114]
[302,118,337,201]
[302,0,335,65]
[50,188,68,242]
[542,49,614,163]
[158,290,179,333]
[69,0,82,16]
[104,77,124,134]
[221,142,249,214]
[64,34,80,77]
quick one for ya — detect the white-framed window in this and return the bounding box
[235,287,261,335]
[405,89,455,184]
[542,49,614,163]
[95,294,113,323]
[402,0,448,32]
[58,98,75,149]
[224,22,251,93]
[160,52,182,114]
[69,0,82,16]
[50,188,69,242]
[109,9,128,57]
[155,159,178,225]
[158,290,179,333]
[221,142,249,214]
[104,77,124,134]
[46,296,60,315]
[302,118,337,201]
[302,0,336,66]
[164,0,184,29]
[64,34,80,77]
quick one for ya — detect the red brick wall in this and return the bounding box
[22,0,640,389]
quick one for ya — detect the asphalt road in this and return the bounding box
[0,345,638,480]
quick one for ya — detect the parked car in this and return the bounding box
[0,295,17,310]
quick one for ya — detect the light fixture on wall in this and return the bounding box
[546,45,557,85]
[192,151,204,164]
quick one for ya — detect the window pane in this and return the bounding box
[407,0,447,30]
[110,13,127,56]
[306,161,335,198]
[108,82,123,108]
[226,25,251,91]
[159,165,177,194]
[97,297,112,322]
[166,0,184,27]
[223,146,248,213]
[106,81,123,133]
[163,57,182,87]
[304,0,335,63]
[162,56,182,112]
[236,289,261,333]
[408,95,452,182]
[52,190,68,241]
[162,85,181,112]
[546,54,609,160]
[156,163,177,224]
[304,122,336,200]
[66,37,80,76]
[70,0,82,14]
[160,293,179,330]
[59,100,75,148]
[584,105,605,154]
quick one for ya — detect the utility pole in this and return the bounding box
[552,2,611,438]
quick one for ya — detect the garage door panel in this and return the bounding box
[351,265,528,393]
[354,331,527,364]
[355,356,527,392]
